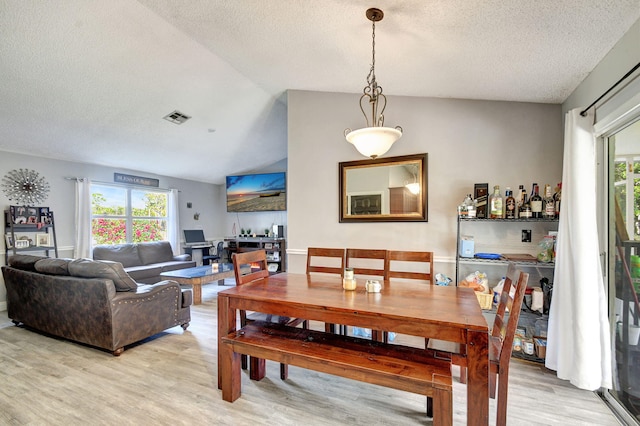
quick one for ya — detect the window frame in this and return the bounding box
[90,182,170,246]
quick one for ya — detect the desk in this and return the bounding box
[217,273,489,425]
[183,245,212,266]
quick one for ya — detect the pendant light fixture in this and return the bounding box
[345,8,402,159]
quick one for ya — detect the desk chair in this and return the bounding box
[427,263,528,425]
[203,241,224,265]
[232,250,298,380]
[382,250,434,343]
[306,247,345,333]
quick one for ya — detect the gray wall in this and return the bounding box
[286,91,564,276]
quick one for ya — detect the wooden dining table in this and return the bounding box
[217,272,489,426]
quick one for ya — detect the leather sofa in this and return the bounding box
[1,254,192,355]
[92,241,195,283]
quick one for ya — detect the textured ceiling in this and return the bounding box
[1,0,639,184]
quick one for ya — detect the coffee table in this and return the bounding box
[160,264,234,305]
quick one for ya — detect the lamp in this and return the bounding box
[404,164,420,195]
[345,8,402,159]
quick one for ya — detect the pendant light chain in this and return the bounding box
[366,19,378,95]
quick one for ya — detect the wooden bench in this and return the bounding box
[221,322,453,426]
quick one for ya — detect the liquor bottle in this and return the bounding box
[465,194,476,218]
[543,184,555,219]
[530,183,543,219]
[519,187,531,218]
[505,187,516,219]
[489,185,503,219]
[457,196,467,217]
[515,185,524,217]
[554,182,562,218]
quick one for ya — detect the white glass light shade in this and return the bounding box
[405,182,420,195]
[345,127,402,159]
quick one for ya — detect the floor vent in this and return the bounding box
[163,110,191,124]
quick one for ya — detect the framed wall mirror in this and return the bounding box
[339,153,428,222]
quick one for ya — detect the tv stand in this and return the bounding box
[225,237,286,273]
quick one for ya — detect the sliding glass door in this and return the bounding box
[606,118,640,424]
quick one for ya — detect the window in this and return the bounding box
[91,183,168,246]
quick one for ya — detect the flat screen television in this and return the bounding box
[226,172,286,212]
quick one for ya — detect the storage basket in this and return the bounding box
[475,291,493,310]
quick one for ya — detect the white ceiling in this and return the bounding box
[1,1,639,184]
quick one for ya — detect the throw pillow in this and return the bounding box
[8,254,48,271]
[68,258,137,292]
[34,258,71,275]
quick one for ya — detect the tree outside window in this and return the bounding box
[91,184,168,245]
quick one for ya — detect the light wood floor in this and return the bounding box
[0,283,620,425]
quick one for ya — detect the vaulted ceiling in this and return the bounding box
[1,1,638,184]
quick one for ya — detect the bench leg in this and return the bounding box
[427,397,433,417]
[280,363,288,380]
[431,387,453,426]
[249,356,266,381]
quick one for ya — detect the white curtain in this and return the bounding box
[168,189,180,254]
[74,178,92,259]
[546,108,612,390]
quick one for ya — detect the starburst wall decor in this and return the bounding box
[2,169,51,205]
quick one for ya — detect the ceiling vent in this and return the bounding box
[163,110,191,125]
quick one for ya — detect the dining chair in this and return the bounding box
[345,248,388,338]
[427,263,529,425]
[306,247,345,333]
[345,248,388,279]
[232,250,294,380]
[385,250,433,282]
[382,250,434,343]
[306,247,345,276]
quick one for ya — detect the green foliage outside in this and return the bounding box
[614,160,640,238]
[91,191,167,245]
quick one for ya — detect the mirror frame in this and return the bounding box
[339,153,428,222]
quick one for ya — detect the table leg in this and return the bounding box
[217,293,241,401]
[466,329,489,426]
[192,282,202,305]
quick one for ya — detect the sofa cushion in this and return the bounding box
[159,260,197,273]
[137,241,175,265]
[34,258,71,275]
[8,254,48,271]
[92,244,140,268]
[124,265,163,283]
[68,258,137,292]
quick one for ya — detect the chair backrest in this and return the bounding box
[306,247,345,276]
[232,250,269,285]
[493,263,529,366]
[385,250,433,282]
[345,248,388,279]
[216,241,224,256]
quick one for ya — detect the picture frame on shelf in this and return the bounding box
[39,207,50,224]
[26,206,38,224]
[5,234,14,248]
[36,233,51,247]
[15,239,30,249]
[11,205,28,224]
